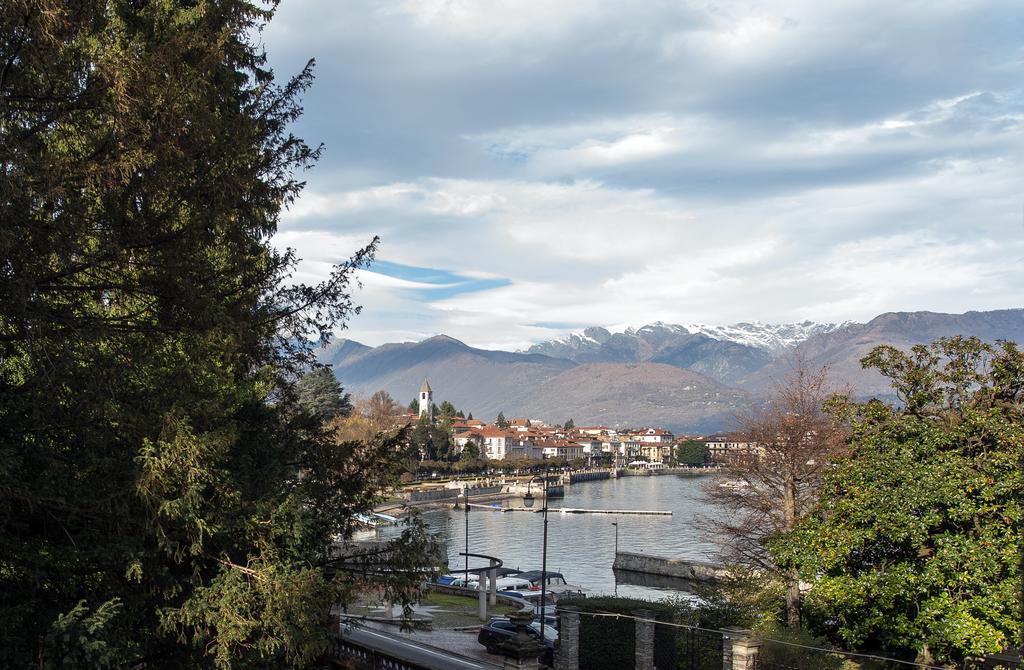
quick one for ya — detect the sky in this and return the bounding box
[263,0,1024,351]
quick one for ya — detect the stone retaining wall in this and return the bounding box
[408,488,460,503]
[612,551,733,583]
[569,470,611,484]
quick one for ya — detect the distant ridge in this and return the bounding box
[325,308,1024,431]
[742,308,1024,396]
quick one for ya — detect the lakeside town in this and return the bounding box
[399,379,748,468]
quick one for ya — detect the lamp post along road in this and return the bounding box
[540,470,550,646]
[611,522,619,597]
[464,485,470,585]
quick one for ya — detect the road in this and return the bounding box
[341,624,501,670]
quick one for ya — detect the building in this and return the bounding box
[633,427,675,444]
[705,434,758,464]
[418,379,433,421]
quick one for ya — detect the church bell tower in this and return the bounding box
[418,379,433,421]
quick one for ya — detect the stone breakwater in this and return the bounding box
[612,551,734,583]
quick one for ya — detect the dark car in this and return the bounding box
[477,617,558,666]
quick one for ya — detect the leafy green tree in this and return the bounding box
[460,440,481,460]
[467,412,474,420]
[0,2,434,667]
[495,411,509,428]
[409,417,453,461]
[676,439,710,465]
[296,367,352,421]
[439,400,457,419]
[455,410,465,418]
[408,398,419,414]
[774,338,1023,665]
[563,418,575,431]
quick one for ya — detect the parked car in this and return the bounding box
[434,574,471,587]
[477,617,557,666]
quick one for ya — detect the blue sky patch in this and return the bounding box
[371,260,511,300]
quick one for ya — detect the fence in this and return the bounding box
[553,608,926,670]
[672,625,727,670]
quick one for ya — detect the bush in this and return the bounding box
[560,596,677,670]
[757,627,844,670]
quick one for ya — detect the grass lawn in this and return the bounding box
[420,591,520,628]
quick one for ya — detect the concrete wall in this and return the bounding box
[569,471,611,484]
[612,552,734,583]
[466,485,502,496]
[408,488,460,503]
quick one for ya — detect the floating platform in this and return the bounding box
[468,504,671,516]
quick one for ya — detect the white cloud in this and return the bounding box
[262,0,1024,350]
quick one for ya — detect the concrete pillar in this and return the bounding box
[478,571,488,620]
[499,609,546,670]
[489,560,498,606]
[632,609,655,670]
[504,655,539,670]
[554,606,580,670]
[721,627,761,670]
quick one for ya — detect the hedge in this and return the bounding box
[559,596,677,670]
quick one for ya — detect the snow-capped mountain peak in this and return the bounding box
[525,319,852,360]
[685,320,852,355]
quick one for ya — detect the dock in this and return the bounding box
[467,503,671,516]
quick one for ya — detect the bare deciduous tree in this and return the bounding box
[366,390,402,433]
[704,363,848,627]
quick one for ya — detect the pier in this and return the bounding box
[467,503,671,516]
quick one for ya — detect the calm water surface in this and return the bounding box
[381,473,724,600]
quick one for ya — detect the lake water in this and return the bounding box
[380,473,725,600]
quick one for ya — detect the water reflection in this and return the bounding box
[380,473,723,600]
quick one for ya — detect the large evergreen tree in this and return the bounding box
[296,367,352,421]
[0,2,431,667]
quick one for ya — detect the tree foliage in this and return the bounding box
[365,389,401,433]
[296,367,352,421]
[774,337,1023,665]
[460,439,481,460]
[0,2,434,666]
[409,417,454,461]
[676,439,710,465]
[495,411,509,428]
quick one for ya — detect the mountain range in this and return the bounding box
[323,308,1024,433]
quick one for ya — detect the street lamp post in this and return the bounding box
[611,522,619,597]
[540,469,550,645]
[464,485,470,585]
